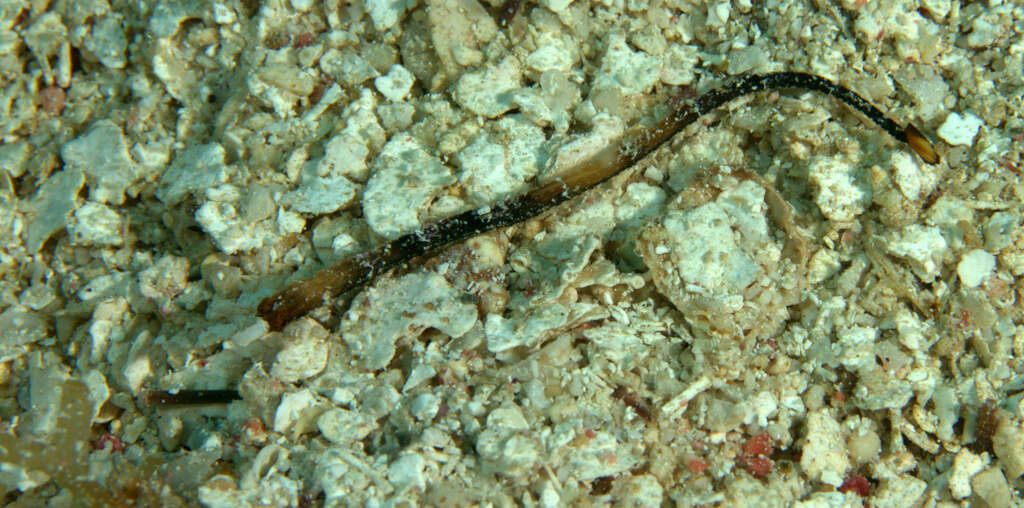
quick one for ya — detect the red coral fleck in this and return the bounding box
[686,458,710,474]
[293,32,317,48]
[831,389,847,405]
[40,86,66,115]
[742,432,774,457]
[838,473,871,497]
[739,432,775,478]
[242,417,267,443]
[743,456,773,478]
[93,433,126,452]
[584,428,597,439]
[957,309,971,328]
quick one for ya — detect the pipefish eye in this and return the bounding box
[258,72,940,330]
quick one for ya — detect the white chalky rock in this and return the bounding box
[936,112,983,146]
[592,33,660,97]
[342,271,477,369]
[637,180,786,340]
[852,366,914,410]
[0,306,47,356]
[493,115,545,182]
[452,56,522,118]
[983,212,1018,252]
[317,89,385,182]
[888,309,928,352]
[212,4,237,24]
[920,0,951,19]
[993,418,1024,479]
[948,448,986,499]
[374,64,415,102]
[619,475,664,507]
[854,12,883,41]
[525,34,577,74]
[836,326,878,371]
[485,303,570,352]
[194,185,279,254]
[363,134,455,238]
[138,255,189,301]
[366,0,411,31]
[83,15,127,69]
[235,445,299,506]
[872,475,927,507]
[538,0,573,11]
[455,134,517,204]
[273,388,327,438]
[22,12,69,86]
[892,151,935,202]
[0,141,30,178]
[388,453,426,491]
[972,468,1012,508]
[546,114,625,177]
[662,44,699,86]
[271,321,329,383]
[402,363,437,392]
[317,408,378,444]
[476,405,542,476]
[706,1,732,27]
[318,134,371,181]
[148,1,195,38]
[562,429,638,480]
[800,410,850,487]
[25,167,84,252]
[157,144,232,205]
[122,353,152,395]
[61,120,135,205]
[323,50,379,86]
[282,176,357,215]
[808,155,869,221]
[250,65,317,117]
[966,15,999,48]
[884,225,949,282]
[67,201,124,247]
[409,393,440,421]
[956,249,996,288]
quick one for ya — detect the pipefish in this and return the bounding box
[258,72,940,331]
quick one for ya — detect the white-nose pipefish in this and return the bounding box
[257,72,940,331]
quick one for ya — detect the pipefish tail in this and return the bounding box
[258,71,941,330]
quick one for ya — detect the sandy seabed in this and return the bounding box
[1,0,1023,506]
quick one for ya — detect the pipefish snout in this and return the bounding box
[257,71,941,330]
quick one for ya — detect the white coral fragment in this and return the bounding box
[318,408,378,444]
[884,225,949,282]
[374,64,415,102]
[948,448,986,499]
[363,134,455,238]
[808,155,869,221]
[637,179,788,339]
[283,176,357,215]
[452,56,522,118]
[591,33,660,98]
[274,389,327,439]
[271,319,329,383]
[800,410,850,487]
[957,249,996,288]
[157,144,231,205]
[366,0,412,31]
[67,201,124,247]
[937,112,984,146]
[25,168,84,252]
[61,120,136,205]
[343,271,477,369]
